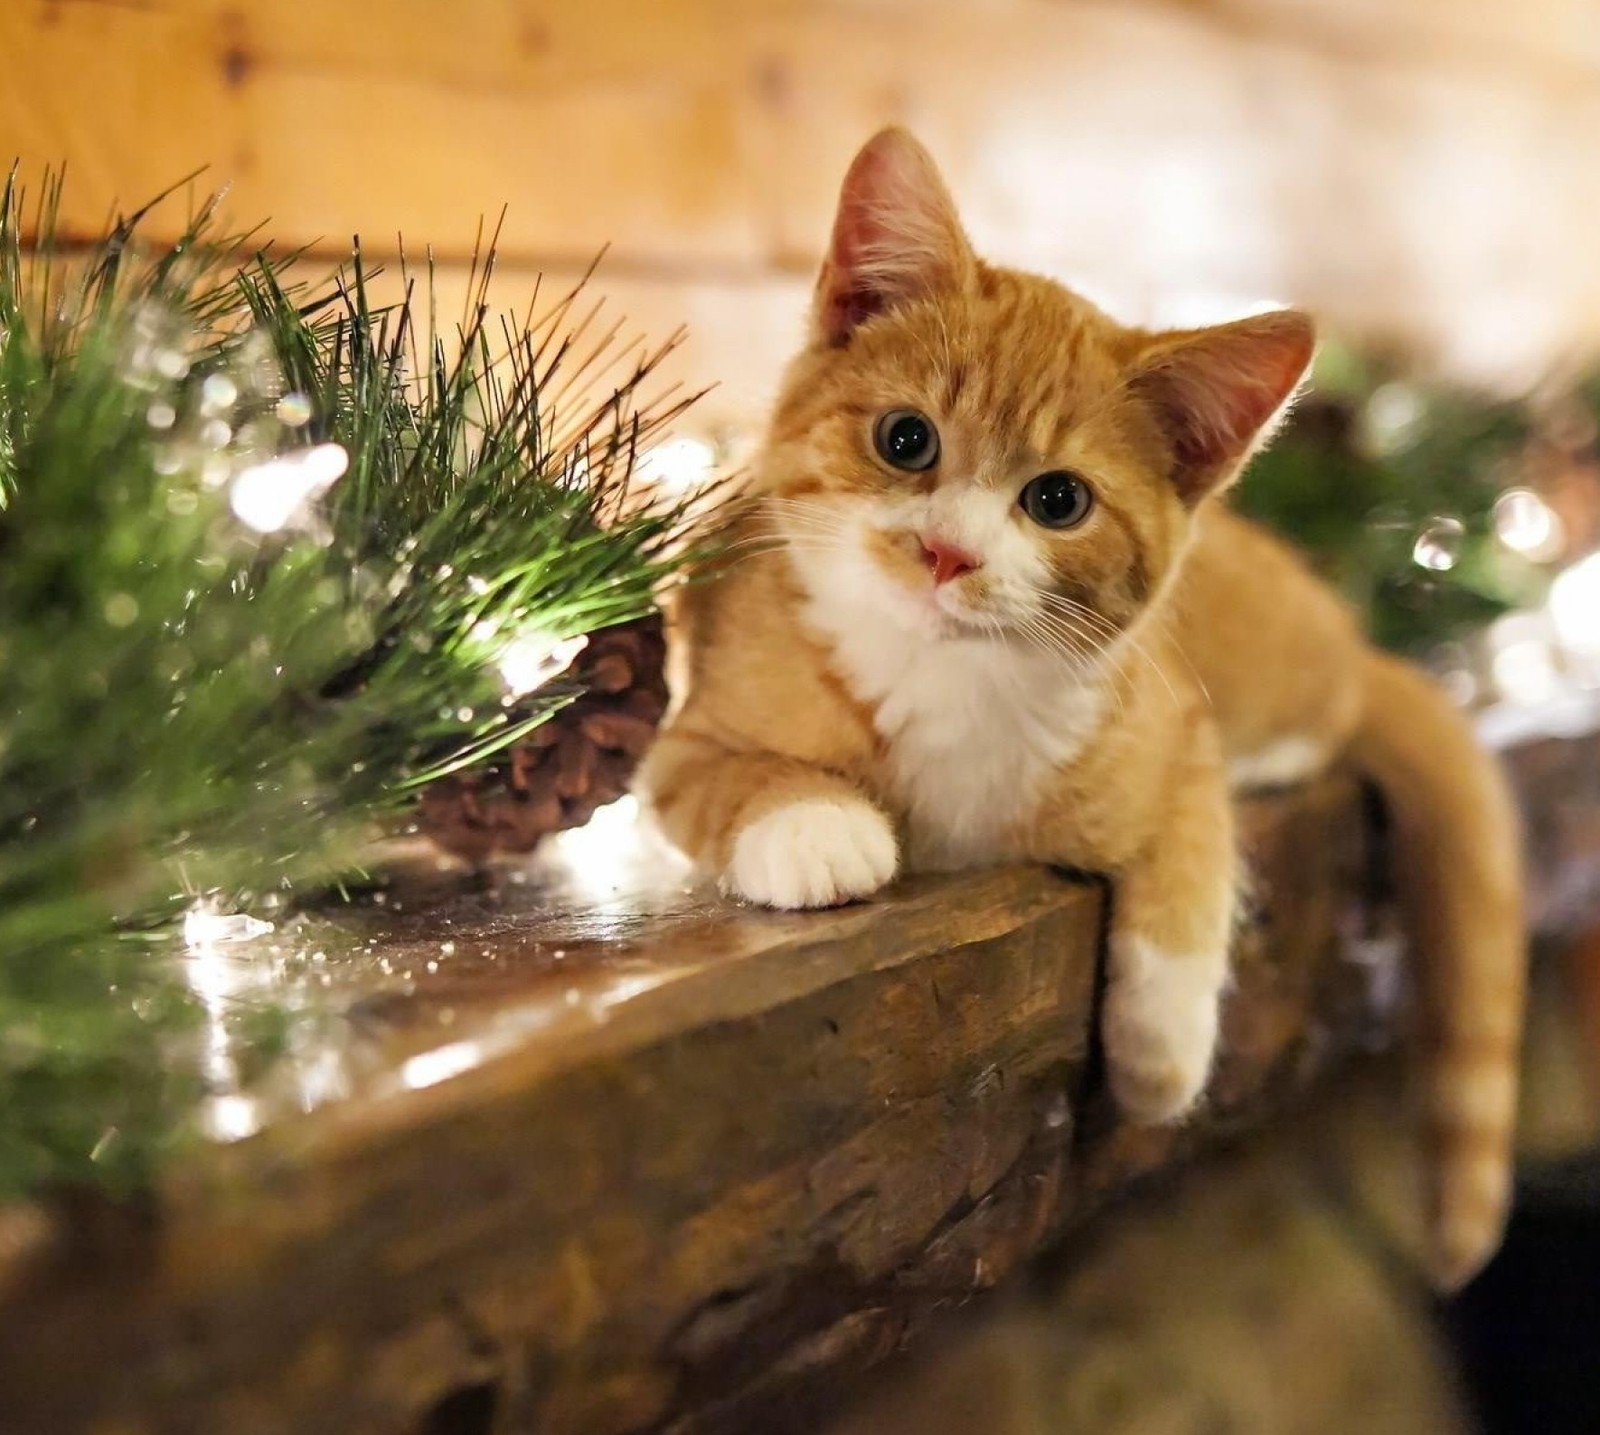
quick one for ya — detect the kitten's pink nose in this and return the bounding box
[921,536,981,586]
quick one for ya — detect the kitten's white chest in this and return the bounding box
[803,591,1105,871]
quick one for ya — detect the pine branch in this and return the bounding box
[0,168,716,1200]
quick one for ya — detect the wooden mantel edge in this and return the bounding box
[0,728,1595,1435]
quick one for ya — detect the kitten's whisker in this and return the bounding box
[1112,627,1181,712]
[1024,607,1130,717]
[721,532,788,551]
[762,510,857,541]
[766,517,855,541]
[1026,598,1106,653]
[1036,592,1182,713]
[762,495,855,518]
[760,501,852,524]
[1034,590,1121,635]
[1033,605,1121,655]
[1028,613,1128,720]
[719,525,855,570]
[722,533,828,557]
[1022,611,1105,679]
[1026,612,1095,664]
[1043,598,1184,710]
[1131,604,1212,706]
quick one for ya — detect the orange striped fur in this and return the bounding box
[637,129,1526,1287]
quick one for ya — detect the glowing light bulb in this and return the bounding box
[636,436,715,492]
[1493,488,1563,561]
[203,1093,263,1142]
[1549,551,1600,656]
[498,631,588,696]
[229,443,348,533]
[1489,612,1561,705]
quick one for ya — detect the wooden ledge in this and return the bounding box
[1,732,1597,1435]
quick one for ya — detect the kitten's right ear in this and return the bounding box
[813,128,975,347]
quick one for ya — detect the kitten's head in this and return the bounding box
[760,128,1313,657]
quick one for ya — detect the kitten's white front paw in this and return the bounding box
[1103,937,1225,1124]
[724,797,898,910]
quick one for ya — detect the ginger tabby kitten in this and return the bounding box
[637,129,1525,1288]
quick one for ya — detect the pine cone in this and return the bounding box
[417,615,669,863]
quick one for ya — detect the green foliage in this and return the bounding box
[0,169,709,1199]
[1237,345,1552,654]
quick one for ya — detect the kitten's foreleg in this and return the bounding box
[637,729,898,910]
[1102,744,1237,1124]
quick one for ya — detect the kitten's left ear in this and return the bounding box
[813,128,976,347]
[1131,310,1316,504]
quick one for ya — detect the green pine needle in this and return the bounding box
[0,167,715,1200]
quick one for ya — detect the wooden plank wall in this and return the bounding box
[4,0,1600,438]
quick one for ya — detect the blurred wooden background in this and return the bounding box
[4,0,1600,437]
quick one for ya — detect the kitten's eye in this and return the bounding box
[873,409,940,472]
[1020,471,1094,529]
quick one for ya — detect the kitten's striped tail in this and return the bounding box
[1349,649,1527,1289]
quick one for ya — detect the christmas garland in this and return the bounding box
[1237,345,1590,656]
[0,170,713,1200]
